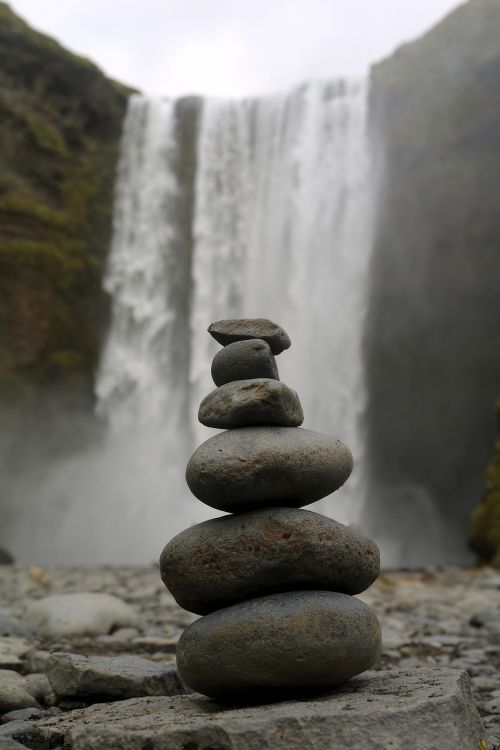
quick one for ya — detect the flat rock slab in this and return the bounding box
[34,669,484,750]
[199,379,303,429]
[47,653,187,699]
[208,319,291,354]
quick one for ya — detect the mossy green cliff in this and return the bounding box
[470,398,500,567]
[0,2,130,407]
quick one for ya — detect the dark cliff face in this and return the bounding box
[365,0,500,558]
[0,2,130,409]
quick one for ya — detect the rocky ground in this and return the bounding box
[0,563,498,748]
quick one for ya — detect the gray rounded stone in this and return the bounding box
[198,379,303,429]
[176,591,381,698]
[208,319,291,354]
[185,427,353,512]
[161,508,380,614]
[211,339,279,387]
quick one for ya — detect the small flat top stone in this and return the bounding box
[208,319,291,354]
[33,669,485,750]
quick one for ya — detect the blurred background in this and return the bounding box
[0,0,498,568]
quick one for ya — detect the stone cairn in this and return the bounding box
[160,319,381,700]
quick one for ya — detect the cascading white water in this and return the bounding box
[189,81,372,522]
[92,79,373,560]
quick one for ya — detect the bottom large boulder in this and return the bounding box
[177,591,381,698]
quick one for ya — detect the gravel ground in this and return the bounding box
[0,563,499,748]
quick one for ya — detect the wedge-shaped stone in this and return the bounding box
[211,339,279,386]
[208,318,291,354]
[185,426,352,512]
[199,379,303,429]
[177,591,381,698]
[160,508,379,614]
[47,653,187,699]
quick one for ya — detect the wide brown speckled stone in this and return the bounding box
[176,591,381,699]
[208,319,291,354]
[160,508,380,614]
[185,426,353,512]
[198,379,303,429]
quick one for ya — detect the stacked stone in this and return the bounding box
[160,319,381,701]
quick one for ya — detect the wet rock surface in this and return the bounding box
[199,378,303,428]
[0,564,498,747]
[186,427,353,512]
[211,339,279,386]
[208,318,291,354]
[161,508,380,614]
[177,591,381,698]
[31,669,484,750]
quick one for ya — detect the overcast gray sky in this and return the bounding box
[11,0,463,96]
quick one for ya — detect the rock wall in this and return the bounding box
[470,397,500,566]
[0,2,130,410]
[364,0,500,558]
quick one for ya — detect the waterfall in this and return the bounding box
[93,79,373,560]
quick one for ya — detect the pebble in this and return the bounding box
[46,653,187,699]
[208,318,291,354]
[186,426,353,512]
[211,339,279,386]
[0,638,32,671]
[198,378,303,429]
[23,593,139,637]
[0,671,40,713]
[470,609,500,631]
[1,707,61,723]
[0,611,32,639]
[161,508,380,614]
[0,739,31,749]
[0,565,498,746]
[23,674,54,706]
[177,591,381,698]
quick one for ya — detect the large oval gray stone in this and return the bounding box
[185,427,353,512]
[161,508,379,614]
[176,591,381,698]
[211,339,279,386]
[208,319,291,354]
[198,379,303,429]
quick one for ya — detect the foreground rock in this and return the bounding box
[211,339,279,386]
[177,591,381,698]
[161,508,380,614]
[24,594,139,637]
[199,379,303,429]
[208,319,291,354]
[34,668,484,750]
[186,427,353,511]
[47,653,187,699]
[0,671,40,713]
